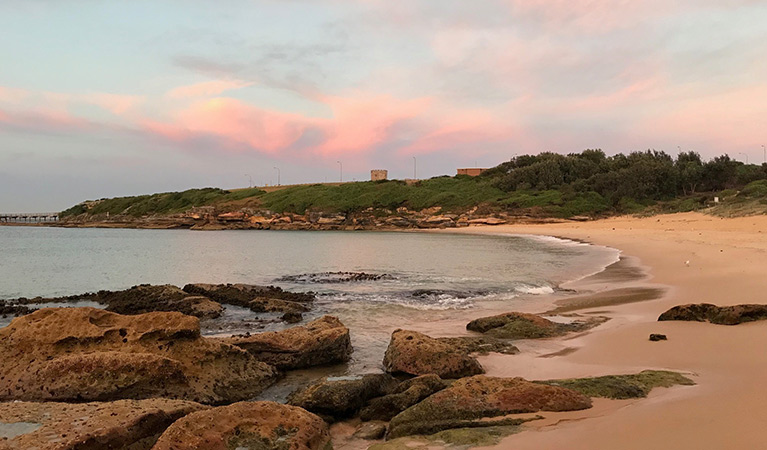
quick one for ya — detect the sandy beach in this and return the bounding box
[440,212,767,450]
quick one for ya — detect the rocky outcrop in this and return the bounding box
[152,401,331,450]
[466,312,599,339]
[538,370,695,399]
[0,399,204,450]
[360,374,447,421]
[387,376,592,438]
[383,330,484,379]
[658,303,767,325]
[183,283,314,315]
[288,374,399,421]
[219,316,352,370]
[0,308,277,404]
[97,284,223,319]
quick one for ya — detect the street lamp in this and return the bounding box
[273,167,280,186]
[739,153,749,164]
[413,156,417,179]
[337,161,343,182]
[244,174,253,188]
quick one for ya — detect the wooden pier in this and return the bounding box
[0,213,59,223]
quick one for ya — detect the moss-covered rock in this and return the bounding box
[370,425,523,450]
[360,374,448,421]
[538,370,695,399]
[387,375,591,438]
[658,303,767,325]
[466,312,599,339]
[288,374,399,421]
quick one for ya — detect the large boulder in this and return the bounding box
[658,303,767,325]
[387,376,592,438]
[360,374,448,421]
[183,283,314,315]
[383,330,484,379]
[466,312,595,339]
[96,284,224,319]
[0,308,277,404]
[152,401,330,450]
[0,399,204,450]
[288,374,398,421]
[220,316,352,370]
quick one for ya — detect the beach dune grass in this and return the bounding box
[538,370,695,400]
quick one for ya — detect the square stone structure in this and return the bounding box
[371,169,388,181]
[456,168,488,176]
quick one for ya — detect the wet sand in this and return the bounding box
[443,212,767,450]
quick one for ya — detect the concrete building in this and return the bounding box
[371,169,388,181]
[457,168,488,177]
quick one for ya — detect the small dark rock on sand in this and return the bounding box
[649,333,667,341]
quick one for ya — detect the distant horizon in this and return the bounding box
[2,1,766,211]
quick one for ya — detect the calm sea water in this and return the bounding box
[0,227,618,379]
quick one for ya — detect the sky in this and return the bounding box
[1,0,766,211]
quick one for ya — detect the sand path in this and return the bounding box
[443,212,767,450]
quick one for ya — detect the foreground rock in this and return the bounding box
[387,376,592,438]
[0,399,204,450]
[288,374,398,421]
[152,401,330,450]
[0,308,277,404]
[360,374,448,421]
[383,330,484,379]
[219,316,352,370]
[658,303,767,325]
[466,312,600,339]
[183,283,314,315]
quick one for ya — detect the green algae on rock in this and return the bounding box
[370,425,525,450]
[466,312,603,339]
[538,370,695,400]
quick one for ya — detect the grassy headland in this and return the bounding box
[59,150,767,227]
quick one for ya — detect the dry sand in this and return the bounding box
[440,212,767,450]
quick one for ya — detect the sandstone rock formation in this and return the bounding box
[387,376,592,438]
[466,312,598,339]
[219,316,352,370]
[360,374,447,421]
[382,330,484,379]
[0,399,204,450]
[152,401,331,450]
[97,284,223,319]
[658,303,767,325]
[288,374,398,421]
[0,308,277,404]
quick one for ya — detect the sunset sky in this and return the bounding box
[1,0,766,211]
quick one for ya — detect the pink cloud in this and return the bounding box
[0,87,29,104]
[82,93,145,115]
[166,80,253,99]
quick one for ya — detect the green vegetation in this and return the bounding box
[370,425,523,450]
[61,150,767,219]
[538,370,695,400]
[60,187,265,218]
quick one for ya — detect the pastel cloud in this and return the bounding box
[165,80,254,99]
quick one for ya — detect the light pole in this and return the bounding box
[413,156,417,179]
[337,161,343,182]
[739,153,749,164]
[244,174,253,188]
[273,167,280,186]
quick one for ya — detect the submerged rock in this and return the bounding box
[0,399,204,450]
[275,272,395,284]
[537,370,695,399]
[288,374,399,421]
[219,316,352,370]
[466,312,599,339]
[0,307,277,404]
[152,401,331,450]
[387,375,592,438]
[360,374,448,421]
[383,330,484,379]
[658,303,767,325]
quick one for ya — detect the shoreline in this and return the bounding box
[440,212,767,449]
